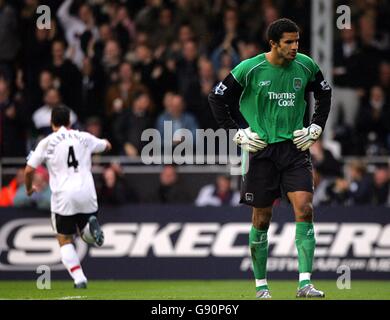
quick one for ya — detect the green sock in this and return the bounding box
[249,226,269,291]
[295,222,316,289]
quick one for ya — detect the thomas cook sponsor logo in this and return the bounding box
[268,92,296,106]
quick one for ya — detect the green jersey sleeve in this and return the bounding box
[231,56,261,87]
[310,60,320,82]
[296,53,321,82]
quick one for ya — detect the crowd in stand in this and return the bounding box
[0,0,389,207]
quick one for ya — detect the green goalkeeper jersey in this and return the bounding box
[231,53,320,144]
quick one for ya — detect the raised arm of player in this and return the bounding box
[208,73,243,130]
[24,165,36,196]
[104,140,112,152]
[307,70,332,130]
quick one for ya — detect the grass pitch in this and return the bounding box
[0,280,389,300]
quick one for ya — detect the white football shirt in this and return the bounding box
[27,126,108,216]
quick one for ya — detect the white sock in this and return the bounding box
[60,243,87,284]
[81,223,95,244]
[255,279,268,288]
[299,272,311,282]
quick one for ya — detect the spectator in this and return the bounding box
[310,140,343,177]
[23,27,55,102]
[372,165,390,206]
[57,0,98,69]
[151,6,175,47]
[176,40,202,111]
[85,116,103,139]
[378,61,390,102]
[80,57,105,120]
[197,58,219,130]
[355,15,385,92]
[133,44,176,107]
[97,164,138,206]
[312,168,334,207]
[0,168,24,207]
[92,23,114,69]
[101,39,122,85]
[325,177,351,206]
[13,165,51,210]
[327,26,361,141]
[31,69,57,111]
[49,40,83,112]
[195,175,240,206]
[134,0,162,35]
[110,5,137,53]
[209,7,242,54]
[325,161,374,206]
[237,40,262,61]
[156,93,199,145]
[210,8,241,71]
[113,92,154,157]
[148,165,192,204]
[105,61,147,117]
[356,86,390,155]
[346,160,374,205]
[0,77,28,157]
[254,4,280,51]
[0,0,20,80]
[32,88,78,136]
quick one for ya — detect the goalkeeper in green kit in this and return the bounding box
[208,18,331,298]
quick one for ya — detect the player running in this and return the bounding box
[209,18,331,298]
[24,106,111,289]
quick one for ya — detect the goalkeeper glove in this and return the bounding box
[233,127,267,153]
[293,124,322,151]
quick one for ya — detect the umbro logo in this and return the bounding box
[307,229,314,236]
[258,80,271,87]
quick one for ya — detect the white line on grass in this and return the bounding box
[58,296,88,300]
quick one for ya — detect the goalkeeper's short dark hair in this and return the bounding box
[267,18,300,44]
[51,105,70,127]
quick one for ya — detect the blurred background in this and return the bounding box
[0,0,389,281]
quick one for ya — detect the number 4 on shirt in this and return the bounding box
[67,146,79,171]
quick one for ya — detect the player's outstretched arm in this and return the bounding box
[24,165,36,196]
[104,140,112,152]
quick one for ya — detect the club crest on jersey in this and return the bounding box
[293,78,302,91]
